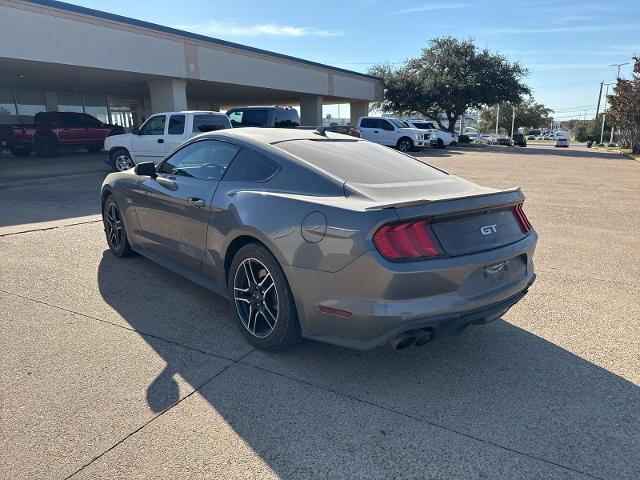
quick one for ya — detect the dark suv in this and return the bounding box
[226,106,300,128]
[513,133,527,147]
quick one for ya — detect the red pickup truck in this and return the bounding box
[0,111,124,157]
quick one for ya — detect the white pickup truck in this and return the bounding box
[403,119,458,148]
[104,111,231,171]
[356,117,427,152]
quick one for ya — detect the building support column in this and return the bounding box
[147,79,187,113]
[349,101,369,126]
[300,95,323,126]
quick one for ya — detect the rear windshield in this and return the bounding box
[227,109,269,127]
[275,140,446,184]
[192,114,231,133]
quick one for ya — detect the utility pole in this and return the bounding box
[495,105,500,136]
[600,82,614,145]
[594,81,604,121]
[610,62,630,79]
[510,106,516,141]
[607,63,629,145]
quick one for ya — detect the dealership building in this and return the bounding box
[0,0,382,129]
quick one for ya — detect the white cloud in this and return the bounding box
[486,24,638,34]
[392,3,469,15]
[175,20,342,37]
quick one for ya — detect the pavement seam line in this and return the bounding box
[0,288,239,363]
[238,360,608,480]
[536,268,640,289]
[64,348,256,479]
[0,219,102,238]
[0,289,608,479]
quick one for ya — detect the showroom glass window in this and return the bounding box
[58,93,84,113]
[83,94,109,123]
[158,140,239,181]
[139,115,166,135]
[15,90,46,123]
[0,89,18,124]
[168,115,186,135]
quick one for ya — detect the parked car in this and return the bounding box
[403,119,457,148]
[101,127,537,351]
[555,138,569,148]
[226,106,300,128]
[496,136,513,146]
[513,133,527,147]
[526,135,536,141]
[356,117,427,152]
[104,111,231,171]
[0,111,123,157]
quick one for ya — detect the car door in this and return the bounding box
[58,113,86,144]
[133,139,240,270]
[83,114,107,144]
[164,113,187,153]
[358,118,381,142]
[131,114,167,163]
[377,119,397,145]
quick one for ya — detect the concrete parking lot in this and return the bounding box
[1,145,639,479]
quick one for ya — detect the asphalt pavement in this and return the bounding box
[1,144,638,479]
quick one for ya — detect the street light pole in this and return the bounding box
[495,105,500,136]
[600,83,614,145]
[607,63,629,145]
[510,106,516,141]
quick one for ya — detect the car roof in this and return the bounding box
[226,106,294,111]
[195,127,358,145]
[153,111,227,116]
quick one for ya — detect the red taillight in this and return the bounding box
[373,219,444,260]
[512,203,532,233]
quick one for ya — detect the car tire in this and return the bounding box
[396,137,414,153]
[228,243,301,351]
[103,195,133,258]
[33,135,59,157]
[110,148,134,172]
[436,138,445,149]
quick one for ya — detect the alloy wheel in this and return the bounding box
[233,258,279,338]
[104,202,124,251]
[398,139,411,152]
[115,153,134,171]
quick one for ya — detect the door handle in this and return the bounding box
[373,130,380,133]
[187,197,206,207]
[157,138,164,143]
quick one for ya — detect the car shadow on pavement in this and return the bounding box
[97,251,640,479]
[0,152,108,230]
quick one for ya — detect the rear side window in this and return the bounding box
[192,114,231,133]
[83,114,102,127]
[168,114,185,135]
[274,109,300,128]
[227,109,269,127]
[223,149,279,182]
[360,118,375,128]
[276,140,446,185]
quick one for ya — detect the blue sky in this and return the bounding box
[67,0,639,121]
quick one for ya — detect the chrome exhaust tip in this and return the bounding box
[389,333,416,350]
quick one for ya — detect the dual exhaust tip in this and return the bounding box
[389,329,434,350]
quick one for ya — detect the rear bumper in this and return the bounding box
[284,231,537,350]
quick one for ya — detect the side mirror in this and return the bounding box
[132,127,140,135]
[134,161,156,178]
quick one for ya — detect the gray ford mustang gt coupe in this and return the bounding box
[101,128,536,351]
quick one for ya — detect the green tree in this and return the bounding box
[370,37,529,132]
[572,115,611,143]
[478,97,552,134]
[607,56,640,153]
